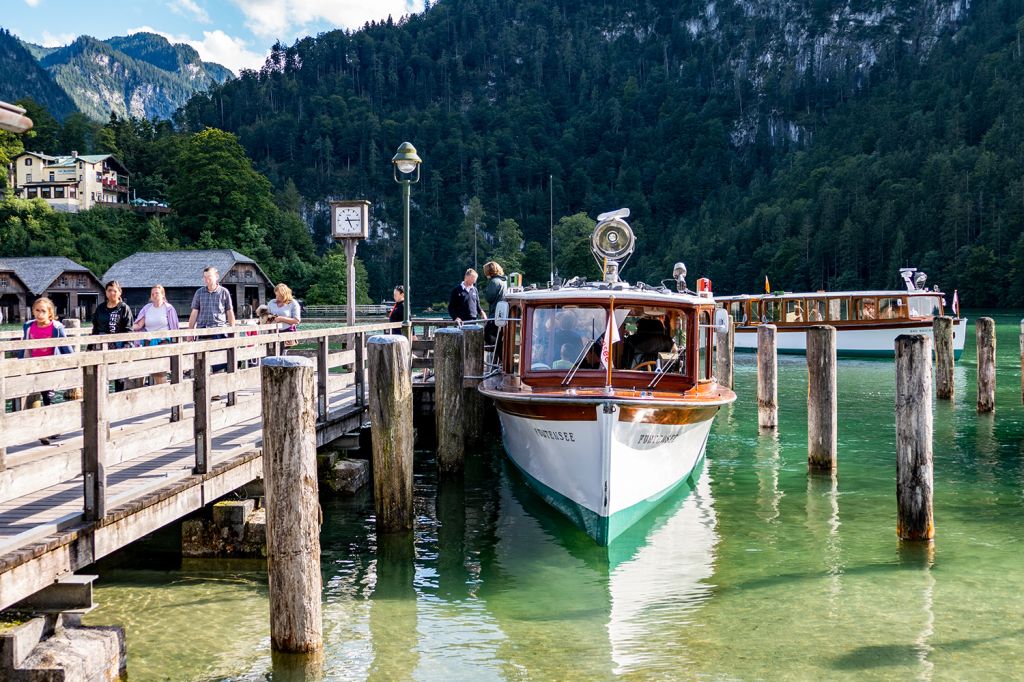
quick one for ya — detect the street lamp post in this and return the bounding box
[392,142,422,340]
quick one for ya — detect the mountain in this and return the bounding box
[175,0,1019,306]
[36,33,233,121]
[0,29,77,120]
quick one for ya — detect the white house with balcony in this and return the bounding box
[10,151,130,212]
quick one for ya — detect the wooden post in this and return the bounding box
[757,324,778,429]
[715,323,734,389]
[225,346,237,407]
[82,363,108,521]
[933,316,954,400]
[169,352,183,422]
[895,334,934,541]
[367,335,414,533]
[0,353,7,472]
[261,356,323,654]
[193,351,211,474]
[317,334,329,420]
[434,328,465,472]
[462,324,485,445]
[355,332,366,406]
[807,326,837,472]
[976,317,996,413]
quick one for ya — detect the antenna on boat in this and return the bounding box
[592,208,635,284]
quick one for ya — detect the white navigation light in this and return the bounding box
[591,209,636,282]
[673,262,687,292]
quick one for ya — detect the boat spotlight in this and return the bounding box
[592,208,636,283]
[673,262,687,292]
[914,272,928,290]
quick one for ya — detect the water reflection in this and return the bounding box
[805,473,842,613]
[479,460,719,678]
[368,531,418,681]
[755,429,784,525]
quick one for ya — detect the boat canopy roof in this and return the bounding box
[506,283,712,307]
[717,289,945,301]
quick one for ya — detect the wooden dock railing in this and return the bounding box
[0,322,398,530]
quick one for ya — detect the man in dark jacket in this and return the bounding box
[448,268,486,324]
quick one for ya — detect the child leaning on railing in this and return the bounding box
[20,297,74,446]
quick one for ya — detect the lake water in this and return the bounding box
[83,310,1024,680]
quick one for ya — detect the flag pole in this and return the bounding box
[606,297,615,389]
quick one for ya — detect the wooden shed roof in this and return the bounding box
[102,250,272,289]
[0,257,99,295]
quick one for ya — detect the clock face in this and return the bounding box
[333,204,367,238]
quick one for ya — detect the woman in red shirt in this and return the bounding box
[22,297,74,444]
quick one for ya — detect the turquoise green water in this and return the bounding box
[84,310,1024,680]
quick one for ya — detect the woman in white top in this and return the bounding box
[133,284,180,384]
[267,283,301,332]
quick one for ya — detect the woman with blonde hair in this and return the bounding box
[482,261,507,355]
[133,285,180,384]
[267,282,301,334]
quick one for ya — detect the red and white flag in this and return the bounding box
[952,289,960,317]
[600,311,620,369]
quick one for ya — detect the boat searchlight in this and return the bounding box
[592,208,636,283]
[672,262,687,293]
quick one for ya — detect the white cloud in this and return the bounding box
[168,0,211,24]
[24,0,41,6]
[39,31,76,47]
[230,0,424,38]
[128,26,266,74]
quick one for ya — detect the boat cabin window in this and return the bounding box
[763,299,783,323]
[507,305,522,375]
[527,304,691,376]
[785,300,804,323]
[908,295,942,318]
[698,310,712,381]
[728,301,746,324]
[852,297,878,321]
[828,298,850,321]
[878,297,905,319]
[746,300,760,324]
[806,299,826,322]
[529,305,609,371]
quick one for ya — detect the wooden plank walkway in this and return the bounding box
[0,322,396,611]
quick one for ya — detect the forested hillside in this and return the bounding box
[0,29,77,120]
[171,0,1024,306]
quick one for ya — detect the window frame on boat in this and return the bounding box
[722,292,946,327]
[514,298,702,390]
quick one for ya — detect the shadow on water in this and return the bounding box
[830,629,1024,671]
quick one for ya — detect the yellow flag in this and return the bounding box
[764,276,770,293]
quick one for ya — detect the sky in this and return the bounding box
[4,0,425,74]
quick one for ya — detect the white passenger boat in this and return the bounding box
[716,269,966,359]
[479,209,735,545]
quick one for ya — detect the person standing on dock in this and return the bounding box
[448,268,485,326]
[92,280,134,391]
[21,297,74,445]
[388,285,405,334]
[188,266,236,376]
[482,261,507,356]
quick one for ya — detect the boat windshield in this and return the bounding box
[529,304,689,374]
[908,295,942,318]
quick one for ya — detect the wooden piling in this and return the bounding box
[260,356,323,654]
[933,316,954,400]
[367,335,414,533]
[895,334,934,541]
[806,325,836,472]
[757,324,778,429]
[62,318,81,329]
[715,323,734,389]
[462,324,485,445]
[434,327,465,473]
[976,317,996,413]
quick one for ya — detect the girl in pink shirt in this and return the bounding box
[21,297,74,444]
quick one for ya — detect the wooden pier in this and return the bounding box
[0,320,401,612]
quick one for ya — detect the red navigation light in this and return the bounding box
[697,277,712,294]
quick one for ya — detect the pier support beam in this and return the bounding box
[434,328,465,473]
[895,335,934,541]
[807,325,837,472]
[715,324,734,390]
[757,324,778,429]
[261,356,323,655]
[462,324,485,446]
[976,317,996,413]
[367,335,414,533]
[933,316,954,400]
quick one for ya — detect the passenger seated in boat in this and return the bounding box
[552,342,578,370]
[552,311,584,356]
[623,318,674,370]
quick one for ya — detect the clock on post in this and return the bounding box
[330,200,370,240]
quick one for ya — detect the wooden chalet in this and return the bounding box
[0,257,104,321]
[102,250,273,319]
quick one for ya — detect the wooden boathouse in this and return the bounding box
[0,257,104,321]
